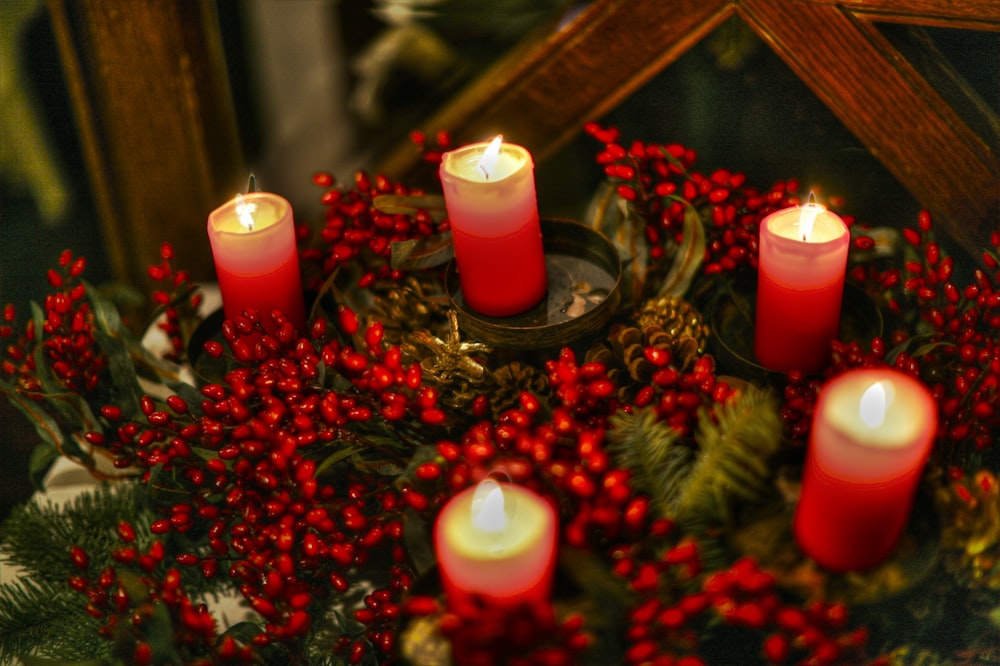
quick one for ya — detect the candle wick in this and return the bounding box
[234,193,256,231]
[478,164,491,181]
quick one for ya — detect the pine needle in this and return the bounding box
[0,577,106,664]
[673,386,782,526]
[607,386,782,530]
[0,482,147,586]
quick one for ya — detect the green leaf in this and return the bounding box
[86,282,145,420]
[0,378,65,454]
[657,205,706,298]
[884,333,949,365]
[390,232,454,270]
[372,193,446,217]
[28,441,60,491]
[315,445,365,478]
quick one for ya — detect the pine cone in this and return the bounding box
[490,361,549,417]
[584,322,669,402]
[635,296,709,371]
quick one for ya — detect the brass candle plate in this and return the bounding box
[446,219,623,350]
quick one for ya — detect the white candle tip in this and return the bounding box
[471,479,507,532]
[234,193,257,231]
[477,135,503,180]
[798,203,823,242]
[859,381,890,428]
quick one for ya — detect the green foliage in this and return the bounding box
[0,483,147,585]
[607,406,691,514]
[608,385,783,528]
[3,485,143,662]
[0,578,106,665]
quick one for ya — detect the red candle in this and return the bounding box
[207,192,306,331]
[439,136,547,317]
[794,368,937,571]
[434,479,557,612]
[754,202,849,373]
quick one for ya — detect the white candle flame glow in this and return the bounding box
[234,193,257,232]
[471,479,507,532]
[477,135,503,180]
[798,193,823,242]
[859,381,889,428]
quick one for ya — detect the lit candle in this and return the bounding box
[794,368,937,571]
[439,136,547,317]
[207,192,306,331]
[434,478,557,612]
[754,201,850,373]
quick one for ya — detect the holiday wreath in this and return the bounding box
[0,123,998,665]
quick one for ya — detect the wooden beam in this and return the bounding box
[377,0,734,185]
[806,0,1000,30]
[740,0,998,257]
[48,0,244,290]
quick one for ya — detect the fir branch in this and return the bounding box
[607,387,782,530]
[606,407,693,513]
[673,386,782,526]
[0,482,148,585]
[0,578,106,665]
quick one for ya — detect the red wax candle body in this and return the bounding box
[754,204,849,373]
[439,139,547,317]
[434,481,557,613]
[207,192,306,331]
[794,368,937,571]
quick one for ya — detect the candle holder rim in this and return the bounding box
[707,275,883,385]
[446,218,623,350]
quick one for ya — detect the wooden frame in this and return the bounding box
[48,0,243,289]
[48,0,998,281]
[378,0,1000,260]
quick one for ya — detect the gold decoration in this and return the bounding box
[937,470,1000,591]
[400,612,452,666]
[400,309,493,410]
[368,274,450,345]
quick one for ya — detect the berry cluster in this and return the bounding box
[617,536,868,666]
[583,122,850,277]
[147,242,202,362]
[67,524,253,666]
[79,299,465,663]
[782,214,999,454]
[1,250,104,396]
[302,170,442,289]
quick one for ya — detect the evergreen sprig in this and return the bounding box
[0,578,105,664]
[607,406,692,515]
[608,386,782,528]
[0,482,148,586]
[677,385,783,525]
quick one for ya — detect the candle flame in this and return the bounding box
[798,193,823,242]
[859,381,889,428]
[471,479,507,532]
[477,135,503,180]
[235,193,257,231]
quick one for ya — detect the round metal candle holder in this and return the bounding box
[446,218,623,350]
[824,482,942,607]
[731,475,941,608]
[708,276,883,385]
